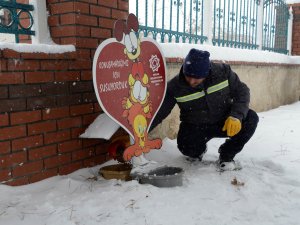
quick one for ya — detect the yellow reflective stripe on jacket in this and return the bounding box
[175,80,229,103]
[207,80,229,94]
[175,91,205,102]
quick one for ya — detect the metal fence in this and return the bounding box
[262,0,289,54]
[213,0,259,49]
[130,0,291,54]
[132,0,207,44]
[0,0,35,43]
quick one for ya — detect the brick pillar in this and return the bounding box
[291,4,300,55]
[47,0,129,55]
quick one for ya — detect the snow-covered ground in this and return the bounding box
[1,102,300,225]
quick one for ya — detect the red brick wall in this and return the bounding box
[292,4,300,55]
[0,0,129,186]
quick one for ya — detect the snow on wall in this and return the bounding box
[286,0,300,4]
[1,41,299,64]
[0,42,75,53]
[160,43,300,64]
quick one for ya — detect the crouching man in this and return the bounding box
[150,48,259,171]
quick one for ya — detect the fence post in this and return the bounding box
[287,6,293,55]
[203,0,213,45]
[30,0,53,44]
[257,0,264,50]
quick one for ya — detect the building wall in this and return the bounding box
[292,3,300,55]
[0,0,129,186]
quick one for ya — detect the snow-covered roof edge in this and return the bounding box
[0,42,75,54]
[160,43,300,65]
[286,0,300,4]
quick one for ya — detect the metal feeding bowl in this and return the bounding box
[136,166,184,188]
[99,163,132,181]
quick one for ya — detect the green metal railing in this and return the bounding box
[212,0,259,49]
[133,0,207,44]
[262,0,289,54]
[0,0,35,43]
[131,0,290,54]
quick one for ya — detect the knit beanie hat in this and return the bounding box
[183,48,210,78]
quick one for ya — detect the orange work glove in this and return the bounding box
[222,116,242,137]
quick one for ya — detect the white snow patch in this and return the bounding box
[160,43,300,64]
[0,42,75,54]
[286,0,300,4]
[45,108,51,114]
[79,113,120,140]
[1,102,300,225]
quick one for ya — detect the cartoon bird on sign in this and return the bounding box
[114,14,163,161]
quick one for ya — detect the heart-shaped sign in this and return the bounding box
[93,14,167,161]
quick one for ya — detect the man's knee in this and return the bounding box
[177,142,207,158]
[177,122,208,158]
[245,109,259,130]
